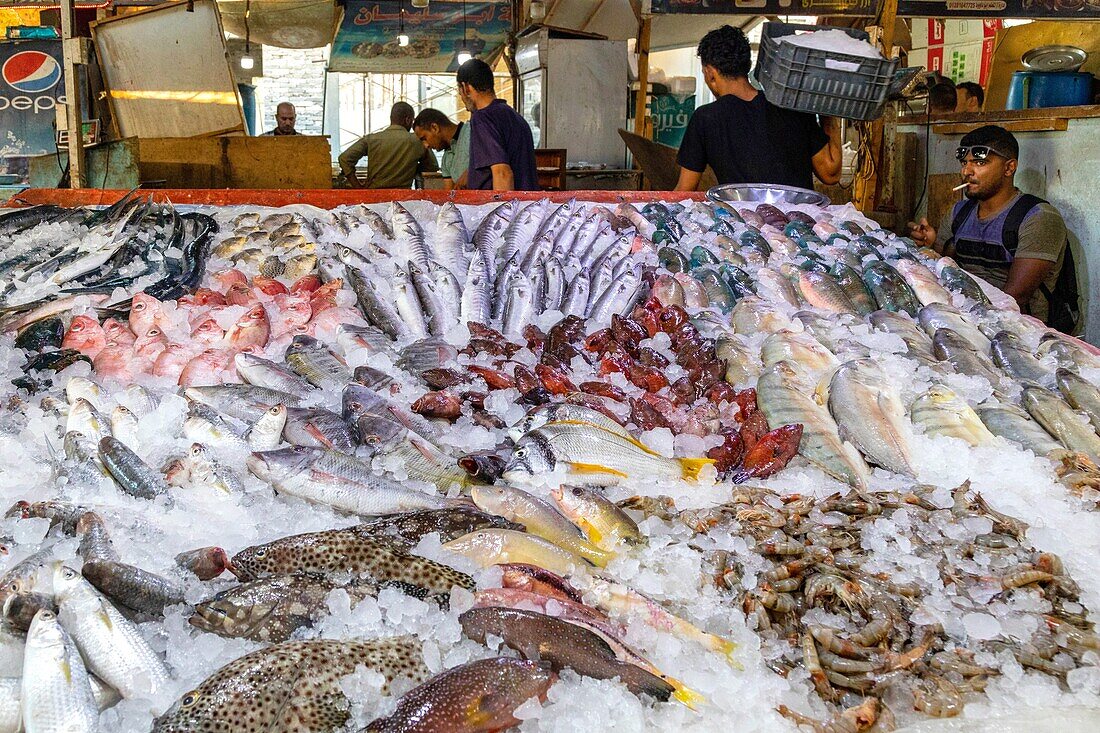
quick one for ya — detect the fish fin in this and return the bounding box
[712,636,742,668]
[61,657,72,683]
[568,462,629,479]
[407,437,436,462]
[667,677,706,710]
[679,457,716,481]
[303,422,335,450]
[97,608,114,631]
[577,517,604,546]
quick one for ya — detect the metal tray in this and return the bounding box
[706,183,830,207]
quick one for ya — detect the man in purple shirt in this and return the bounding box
[457,59,539,191]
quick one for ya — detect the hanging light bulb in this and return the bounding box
[397,0,409,46]
[240,0,254,69]
[455,0,472,65]
[411,0,428,7]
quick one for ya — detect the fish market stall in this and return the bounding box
[0,186,1097,732]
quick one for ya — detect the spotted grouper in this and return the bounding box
[153,638,429,733]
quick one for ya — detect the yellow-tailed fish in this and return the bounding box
[442,528,583,577]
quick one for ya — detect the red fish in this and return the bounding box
[308,306,364,336]
[133,326,168,359]
[61,315,106,358]
[732,424,803,482]
[225,283,256,306]
[212,269,248,293]
[92,345,136,383]
[223,304,269,350]
[269,293,312,337]
[290,275,321,294]
[252,276,288,296]
[181,288,227,307]
[128,293,162,336]
[152,342,199,380]
[190,318,226,345]
[179,349,235,387]
[101,319,135,347]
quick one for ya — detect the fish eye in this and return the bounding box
[254,549,266,558]
[181,691,202,708]
[133,303,145,311]
[514,447,528,458]
[61,568,76,580]
[39,610,55,620]
[571,487,583,496]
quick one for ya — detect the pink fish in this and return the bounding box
[267,323,313,353]
[179,348,235,387]
[212,269,248,293]
[61,315,106,358]
[290,275,321,294]
[101,318,135,347]
[133,326,169,359]
[473,587,625,640]
[152,342,199,380]
[308,306,366,337]
[270,294,312,337]
[128,293,163,335]
[190,317,226,345]
[252,276,288,296]
[181,288,227,307]
[225,283,256,306]
[309,281,342,314]
[223,304,269,350]
[92,344,136,382]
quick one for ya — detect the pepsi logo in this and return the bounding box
[2,51,62,94]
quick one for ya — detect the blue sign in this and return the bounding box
[329,0,512,74]
[0,40,66,168]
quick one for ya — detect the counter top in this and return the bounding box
[898,104,1100,126]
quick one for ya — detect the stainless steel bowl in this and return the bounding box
[706,183,830,208]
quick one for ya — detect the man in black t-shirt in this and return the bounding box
[674,25,842,191]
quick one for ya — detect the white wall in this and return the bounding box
[254,45,328,135]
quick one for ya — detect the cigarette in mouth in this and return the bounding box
[952,182,970,191]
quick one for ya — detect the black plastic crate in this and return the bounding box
[754,22,900,121]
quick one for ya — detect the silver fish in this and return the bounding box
[234,352,316,394]
[392,266,429,338]
[460,249,492,325]
[434,201,469,276]
[503,273,534,338]
[561,269,591,317]
[392,202,430,267]
[285,335,351,392]
[976,402,1062,455]
[346,266,410,341]
[410,260,452,336]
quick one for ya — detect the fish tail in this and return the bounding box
[667,677,706,709]
[679,457,715,481]
[710,636,742,668]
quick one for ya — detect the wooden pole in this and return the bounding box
[60,0,86,188]
[633,16,651,138]
[853,0,899,214]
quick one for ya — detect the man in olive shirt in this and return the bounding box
[339,102,439,189]
[909,125,1072,327]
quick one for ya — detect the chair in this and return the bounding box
[535,148,567,191]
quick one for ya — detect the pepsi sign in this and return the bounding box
[2,51,62,94]
[0,40,67,160]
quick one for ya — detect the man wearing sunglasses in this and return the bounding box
[908,125,1076,331]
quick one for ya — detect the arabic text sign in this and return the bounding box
[330,0,512,74]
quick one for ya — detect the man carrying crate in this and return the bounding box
[674,25,842,192]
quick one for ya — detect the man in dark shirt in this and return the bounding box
[457,59,539,191]
[674,25,841,191]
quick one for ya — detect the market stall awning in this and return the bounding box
[217,0,338,49]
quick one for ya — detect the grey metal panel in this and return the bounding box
[515,32,547,75]
[543,38,628,167]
